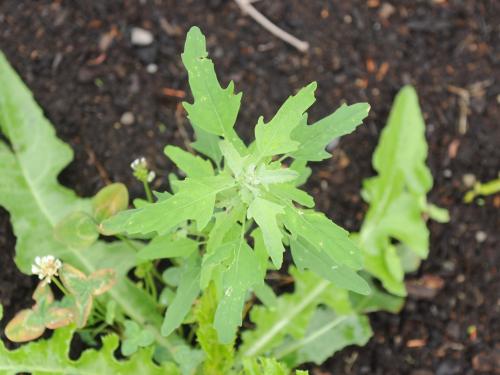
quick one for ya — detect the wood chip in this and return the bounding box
[376,62,389,81]
[366,58,377,73]
[99,26,119,52]
[447,138,460,159]
[406,274,445,300]
[161,88,186,99]
[407,338,427,348]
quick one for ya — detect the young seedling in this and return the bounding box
[464,177,500,203]
[5,283,73,342]
[59,264,116,328]
[102,26,371,345]
[0,26,446,375]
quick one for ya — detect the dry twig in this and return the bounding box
[233,0,309,52]
[448,79,492,135]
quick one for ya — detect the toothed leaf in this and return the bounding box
[290,103,370,161]
[164,145,214,178]
[0,327,178,374]
[255,83,317,158]
[182,26,244,151]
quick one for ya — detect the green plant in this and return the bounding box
[0,27,445,374]
[464,177,500,203]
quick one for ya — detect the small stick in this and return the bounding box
[175,103,195,153]
[448,85,470,135]
[233,0,309,52]
[85,144,112,185]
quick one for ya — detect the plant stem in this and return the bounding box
[145,270,157,300]
[52,277,70,296]
[143,180,154,203]
[93,299,108,318]
[241,279,330,357]
[273,315,349,360]
[116,234,140,252]
[277,154,289,163]
[91,321,109,336]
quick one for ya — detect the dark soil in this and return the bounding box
[0,0,499,374]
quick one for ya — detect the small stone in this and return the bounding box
[462,173,476,188]
[442,260,456,273]
[436,360,461,375]
[120,112,135,126]
[443,169,452,178]
[131,27,154,46]
[146,63,158,74]
[475,231,487,243]
[379,2,396,20]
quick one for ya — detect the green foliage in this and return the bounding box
[254,82,316,158]
[5,284,73,342]
[359,85,448,296]
[0,327,178,375]
[464,177,500,203]
[290,103,370,161]
[241,358,301,375]
[0,26,446,375]
[194,285,235,375]
[59,264,116,328]
[54,211,99,249]
[240,268,372,365]
[122,320,156,356]
[161,254,201,337]
[103,26,370,345]
[0,50,190,367]
[92,183,129,223]
[181,26,243,151]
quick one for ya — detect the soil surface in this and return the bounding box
[0,1,499,374]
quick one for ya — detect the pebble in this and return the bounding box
[120,112,135,126]
[443,169,453,178]
[462,173,476,188]
[442,260,456,273]
[475,231,487,243]
[146,63,158,74]
[436,360,461,375]
[131,27,154,46]
[379,2,396,19]
[326,138,339,151]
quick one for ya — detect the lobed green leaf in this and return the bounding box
[359,86,445,296]
[290,103,370,161]
[182,26,244,151]
[254,83,317,159]
[0,326,178,375]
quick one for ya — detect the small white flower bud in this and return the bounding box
[147,171,156,183]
